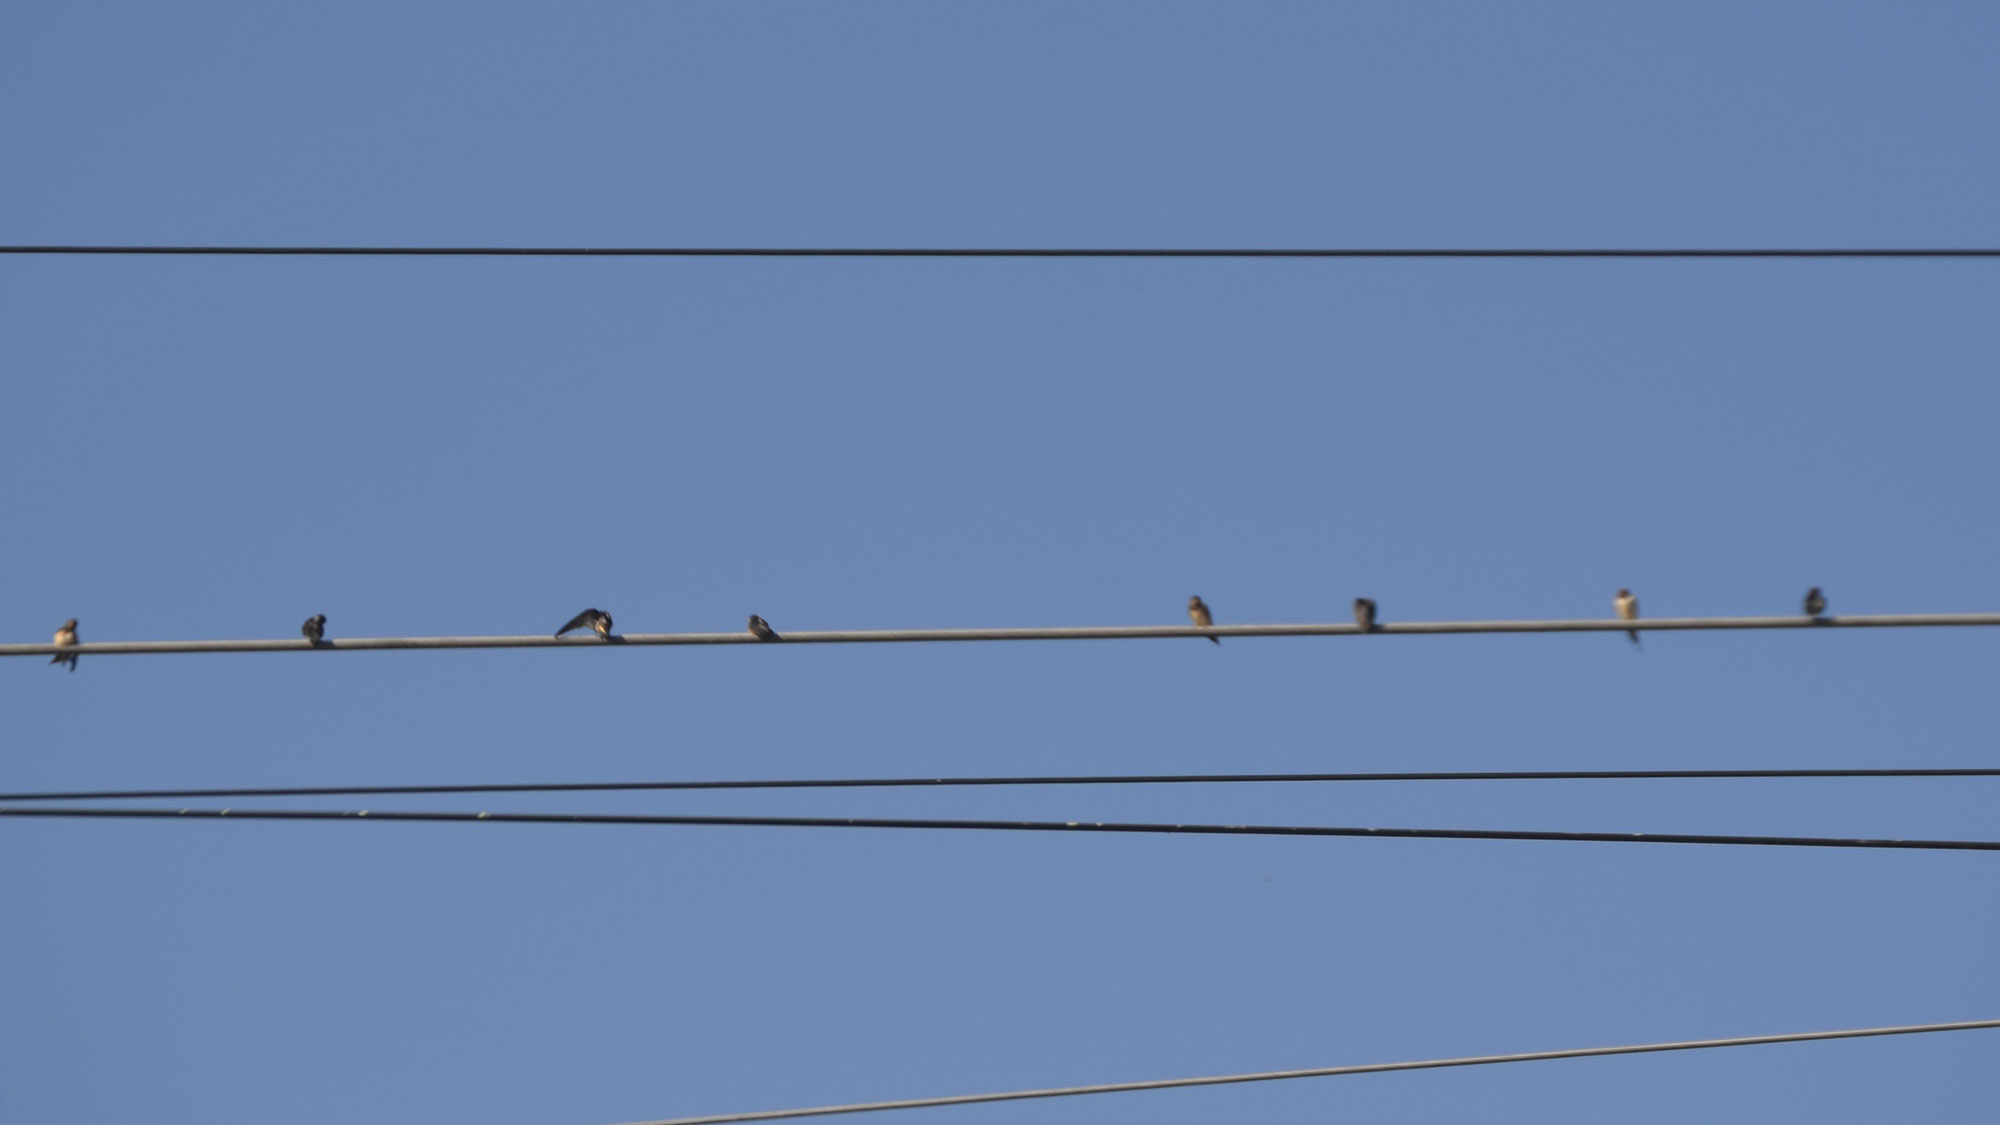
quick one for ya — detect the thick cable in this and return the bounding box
[5,612,1999,658]
[4,245,2000,259]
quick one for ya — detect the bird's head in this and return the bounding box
[61,618,77,630]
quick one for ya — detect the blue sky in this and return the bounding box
[4,3,1998,1122]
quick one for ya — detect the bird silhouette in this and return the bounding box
[1353,597,1378,632]
[302,614,327,645]
[748,615,781,641]
[1803,587,1827,619]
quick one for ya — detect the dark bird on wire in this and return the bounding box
[1614,588,1641,649]
[557,608,614,639]
[1803,587,1827,619]
[748,615,781,641]
[1188,595,1220,644]
[1353,597,1378,632]
[302,614,327,645]
[50,618,78,672]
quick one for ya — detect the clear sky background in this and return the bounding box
[5,3,1998,1122]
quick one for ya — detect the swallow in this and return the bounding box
[1353,597,1378,632]
[50,618,78,672]
[748,614,781,641]
[302,614,327,645]
[556,608,614,639]
[1614,588,1641,648]
[1803,587,1827,619]
[1188,595,1220,644]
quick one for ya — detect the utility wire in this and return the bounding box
[5,613,1999,658]
[609,1018,2000,1125]
[5,767,1996,804]
[5,245,2000,259]
[4,806,1997,851]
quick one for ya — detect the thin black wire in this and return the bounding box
[3,767,1995,804]
[3,806,1996,850]
[619,1019,2000,1125]
[4,245,2000,259]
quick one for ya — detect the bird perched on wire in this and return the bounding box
[1803,587,1827,620]
[50,618,78,672]
[1188,596,1220,644]
[1613,588,1641,648]
[302,614,327,645]
[748,614,781,641]
[1353,597,1378,632]
[556,608,614,639]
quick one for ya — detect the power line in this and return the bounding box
[4,245,2000,259]
[5,766,1996,804]
[607,1018,2000,1125]
[5,612,1999,658]
[4,805,1997,851]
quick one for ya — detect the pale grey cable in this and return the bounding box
[3,612,1998,658]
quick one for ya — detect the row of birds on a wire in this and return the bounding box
[39,587,1835,672]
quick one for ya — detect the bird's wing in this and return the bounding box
[556,610,595,636]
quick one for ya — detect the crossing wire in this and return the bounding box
[3,766,1996,804]
[4,805,1999,851]
[607,1018,2000,1124]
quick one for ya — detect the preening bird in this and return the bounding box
[1187,596,1220,645]
[50,618,78,672]
[748,614,781,641]
[1614,589,1641,649]
[1353,597,1378,632]
[556,608,614,639]
[302,614,327,644]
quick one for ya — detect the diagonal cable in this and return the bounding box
[4,806,1999,850]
